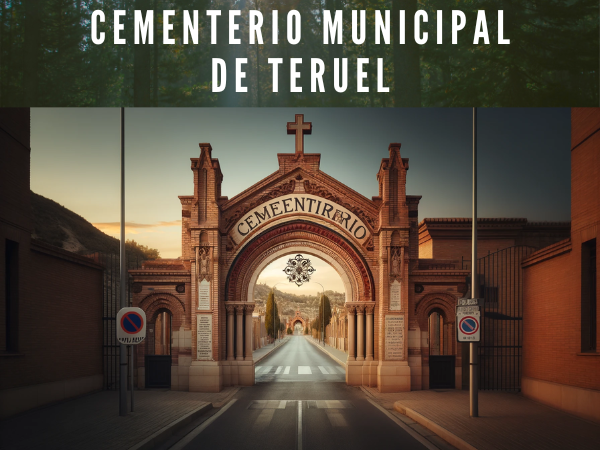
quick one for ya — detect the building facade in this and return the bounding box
[0,109,104,418]
[130,114,476,393]
[521,108,600,423]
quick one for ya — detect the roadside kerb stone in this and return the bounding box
[129,402,212,450]
[393,401,476,450]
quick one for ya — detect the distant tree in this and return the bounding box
[265,290,280,339]
[287,327,293,335]
[126,239,160,260]
[318,295,332,338]
[305,326,309,335]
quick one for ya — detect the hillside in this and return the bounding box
[253,282,345,320]
[31,191,159,260]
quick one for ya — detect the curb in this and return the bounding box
[254,337,290,364]
[304,336,347,369]
[393,401,478,450]
[129,402,213,450]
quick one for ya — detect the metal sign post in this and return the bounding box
[471,107,479,418]
[119,107,127,417]
[117,307,146,414]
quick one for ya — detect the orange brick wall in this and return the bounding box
[523,247,600,390]
[522,108,600,391]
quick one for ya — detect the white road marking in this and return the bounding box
[325,409,348,427]
[260,366,273,375]
[318,366,329,374]
[169,399,238,450]
[284,366,291,374]
[298,366,312,374]
[275,366,283,374]
[297,400,303,450]
[254,366,262,374]
[254,409,276,430]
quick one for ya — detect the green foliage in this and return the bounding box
[265,289,281,338]
[126,240,160,260]
[305,326,309,335]
[311,295,332,338]
[287,327,293,335]
[1,1,597,106]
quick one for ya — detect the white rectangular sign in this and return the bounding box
[456,310,481,342]
[385,315,405,360]
[389,281,401,311]
[197,279,211,310]
[458,298,483,306]
[196,314,213,360]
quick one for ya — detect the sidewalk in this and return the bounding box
[362,387,600,450]
[0,388,237,450]
[304,335,348,367]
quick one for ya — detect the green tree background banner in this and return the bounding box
[1,0,597,107]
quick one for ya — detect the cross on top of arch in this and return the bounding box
[287,114,312,155]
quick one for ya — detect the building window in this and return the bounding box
[5,240,19,352]
[581,239,597,352]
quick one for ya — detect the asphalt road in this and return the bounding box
[174,336,429,450]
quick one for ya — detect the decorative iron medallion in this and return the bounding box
[283,254,316,286]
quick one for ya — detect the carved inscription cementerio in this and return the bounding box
[228,194,370,245]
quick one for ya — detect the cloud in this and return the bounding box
[93,220,181,235]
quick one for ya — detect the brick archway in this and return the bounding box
[137,292,187,367]
[226,220,374,304]
[415,292,457,330]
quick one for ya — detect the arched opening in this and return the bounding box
[428,309,455,389]
[146,308,173,388]
[223,221,377,387]
[254,253,346,350]
[154,310,172,356]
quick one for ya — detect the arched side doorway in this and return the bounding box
[224,220,377,387]
[415,293,461,390]
[135,293,186,390]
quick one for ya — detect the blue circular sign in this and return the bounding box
[121,312,143,334]
[459,316,479,335]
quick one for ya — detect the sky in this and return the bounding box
[30,107,571,262]
[256,255,345,295]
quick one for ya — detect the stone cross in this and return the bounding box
[287,114,312,155]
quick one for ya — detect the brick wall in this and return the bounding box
[1,242,103,390]
[522,108,600,392]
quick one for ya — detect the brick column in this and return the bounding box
[346,304,356,361]
[235,304,244,361]
[356,304,365,361]
[244,304,255,360]
[226,304,235,361]
[365,303,374,361]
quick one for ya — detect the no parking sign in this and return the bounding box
[456,310,481,342]
[116,307,147,345]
